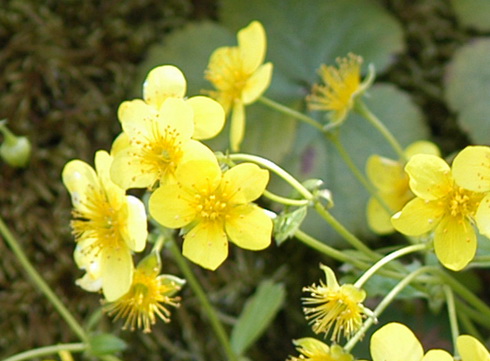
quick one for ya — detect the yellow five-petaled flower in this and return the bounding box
[149,159,273,270]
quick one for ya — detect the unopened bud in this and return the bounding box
[0,120,31,168]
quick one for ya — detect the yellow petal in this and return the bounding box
[476,194,490,237]
[123,195,148,252]
[95,150,123,200]
[110,147,157,190]
[434,216,476,271]
[366,154,406,192]
[405,154,452,200]
[62,159,98,209]
[457,335,490,361]
[237,21,266,73]
[452,145,490,192]
[117,99,155,138]
[148,183,196,229]
[370,322,424,361]
[223,163,269,203]
[111,132,130,156]
[186,96,225,140]
[226,205,272,250]
[230,101,245,152]
[242,62,273,104]
[158,97,194,140]
[422,349,454,361]
[143,65,186,108]
[391,198,443,236]
[367,198,395,235]
[404,140,441,159]
[182,222,228,270]
[174,159,222,194]
[101,246,133,301]
[180,139,218,165]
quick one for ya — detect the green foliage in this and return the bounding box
[445,39,490,144]
[449,0,490,31]
[230,280,286,356]
[88,333,127,357]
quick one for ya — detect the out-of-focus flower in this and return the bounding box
[391,153,484,271]
[287,338,354,361]
[457,334,490,361]
[105,252,184,333]
[149,159,272,270]
[0,119,31,168]
[302,264,368,341]
[369,322,453,361]
[307,53,373,126]
[367,140,440,234]
[110,97,216,190]
[205,20,273,151]
[62,150,148,301]
[135,65,225,140]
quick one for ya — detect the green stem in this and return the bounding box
[354,243,427,288]
[167,237,238,361]
[263,189,310,207]
[3,343,86,361]
[444,285,459,357]
[344,265,432,352]
[354,100,406,161]
[259,96,324,131]
[0,216,88,342]
[457,302,483,340]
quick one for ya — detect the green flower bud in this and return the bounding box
[0,120,31,168]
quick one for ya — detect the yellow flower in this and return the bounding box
[369,322,453,361]
[140,65,225,140]
[452,145,490,238]
[457,335,490,361]
[302,264,368,341]
[105,252,184,333]
[148,159,273,270]
[110,97,217,190]
[205,20,273,151]
[62,150,148,301]
[287,338,354,361]
[391,153,484,271]
[307,53,372,125]
[367,141,440,234]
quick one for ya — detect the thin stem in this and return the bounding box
[354,100,406,161]
[259,96,324,131]
[354,243,427,288]
[263,189,310,207]
[0,216,88,342]
[3,343,86,361]
[167,237,238,361]
[444,285,459,357]
[344,265,432,352]
[457,302,483,340]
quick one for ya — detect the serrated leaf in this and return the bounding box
[230,280,286,356]
[444,39,490,143]
[449,0,490,31]
[88,333,127,357]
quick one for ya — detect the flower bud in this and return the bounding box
[0,120,31,168]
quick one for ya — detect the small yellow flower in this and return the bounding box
[140,65,225,140]
[149,159,273,270]
[110,97,217,190]
[62,150,148,301]
[457,334,490,361]
[367,141,440,234]
[391,154,484,271]
[307,53,372,125]
[205,20,273,151]
[302,264,367,341]
[369,322,453,361]
[105,252,184,333]
[287,338,354,361]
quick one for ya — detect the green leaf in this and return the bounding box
[230,280,286,356]
[449,0,490,31]
[88,333,127,357]
[274,206,308,245]
[444,39,490,143]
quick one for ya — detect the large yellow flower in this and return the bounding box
[369,322,453,361]
[302,264,368,341]
[149,159,273,270]
[287,338,354,361]
[139,64,225,140]
[367,141,440,234]
[307,53,372,125]
[205,20,273,151]
[62,150,148,301]
[110,97,217,190]
[391,154,484,271]
[457,335,490,361]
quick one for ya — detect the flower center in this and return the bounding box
[446,186,482,219]
[195,192,229,222]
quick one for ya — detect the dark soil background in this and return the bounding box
[0,0,483,360]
